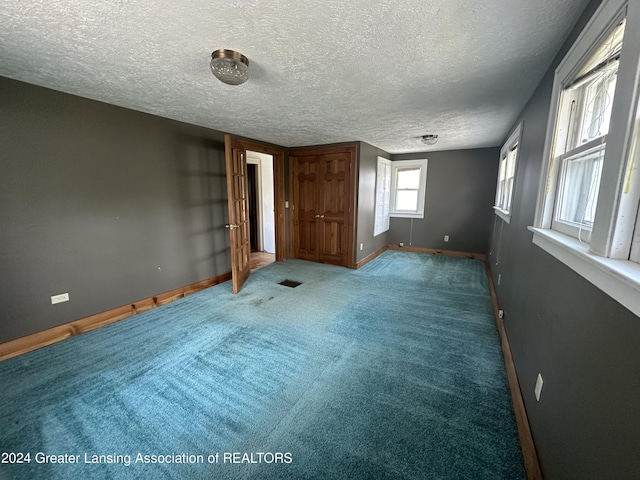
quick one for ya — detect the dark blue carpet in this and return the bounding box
[0,251,525,479]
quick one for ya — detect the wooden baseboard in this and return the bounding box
[355,245,389,269]
[0,271,232,362]
[485,264,543,480]
[386,244,488,261]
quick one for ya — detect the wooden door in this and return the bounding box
[290,145,356,268]
[225,134,251,293]
[291,154,320,262]
[317,152,351,266]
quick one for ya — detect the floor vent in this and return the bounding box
[278,279,302,288]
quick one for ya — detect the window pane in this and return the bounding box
[563,19,624,152]
[505,178,514,210]
[396,190,418,211]
[498,157,507,181]
[579,68,618,143]
[507,147,518,178]
[557,145,605,228]
[374,158,391,236]
[396,168,420,189]
[575,19,625,79]
[501,179,509,208]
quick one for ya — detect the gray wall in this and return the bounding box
[491,1,640,478]
[389,148,499,254]
[355,141,391,262]
[0,77,230,344]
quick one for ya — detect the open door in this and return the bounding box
[224,135,251,293]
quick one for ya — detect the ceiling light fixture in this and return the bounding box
[421,134,439,145]
[210,49,249,86]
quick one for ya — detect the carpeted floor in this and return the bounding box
[0,251,525,479]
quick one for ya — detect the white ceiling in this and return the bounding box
[1,0,590,153]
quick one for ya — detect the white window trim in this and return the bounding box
[494,122,523,224]
[389,159,428,219]
[374,156,391,236]
[532,0,640,317]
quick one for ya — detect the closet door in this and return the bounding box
[290,144,357,268]
[291,153,320,262]
[317,152,351,266]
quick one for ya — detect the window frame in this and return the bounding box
[531,0,640,317]
[494,123,523,223]
[389,159,428,219]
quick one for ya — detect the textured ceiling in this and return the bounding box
[1,0,590,153]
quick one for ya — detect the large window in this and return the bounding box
[550,19,624,238]
[532,0,640,317]
[389,159,428,218]
[374,157,391,236]
[494,123,522,223]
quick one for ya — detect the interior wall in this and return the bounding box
[389,148,499,254]
[490,1,640,478]
[356,141,391,262]
[0,76,230,344]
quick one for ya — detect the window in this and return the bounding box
[549,19,624,238]
[374,157,391,236]
[389,159,428,218]
[494,123,522,223]
[531,0,640,317]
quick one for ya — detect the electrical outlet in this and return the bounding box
[444,235,449,242]
[534,374,544,401]
[360,243,363,251]
[51,293,70,305]
[399,242,404,247]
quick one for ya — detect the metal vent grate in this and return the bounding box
[278,279,302,288]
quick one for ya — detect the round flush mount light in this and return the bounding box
[421,134,438,145]
[210,49,249,85]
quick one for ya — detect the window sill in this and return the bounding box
[493,207,512,224]
[390,212,425,219]
[529,227,640,317]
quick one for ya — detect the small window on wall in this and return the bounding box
[389,159,428,218]
[374,157,391,236]
[494,123,522,223]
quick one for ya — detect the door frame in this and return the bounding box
[245,159,263,251]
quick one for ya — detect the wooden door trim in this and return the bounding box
[289,143,358,268]
[230,137,286,262]
[347,143,359,269]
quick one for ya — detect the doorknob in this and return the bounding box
[225,224,239,230]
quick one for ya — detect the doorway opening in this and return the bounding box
[247,150,276,270]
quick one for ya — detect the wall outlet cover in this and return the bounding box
[51,293,70,305]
